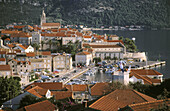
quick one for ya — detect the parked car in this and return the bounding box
[34,80,43,83]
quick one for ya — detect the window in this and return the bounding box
[20,70,22,72]
[48,60,50,63]
[47,64,50,68]
[6,72,10,75]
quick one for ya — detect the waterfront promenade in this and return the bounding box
[126,61,166,69]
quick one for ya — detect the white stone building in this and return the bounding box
[75,51,93,66]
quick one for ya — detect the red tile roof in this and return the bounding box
[107,40,124,44]
[42,23,60,26]
[7,44,15,48]
[7,52,16,55]
[18,44,27,50]
[110,35,119,37]
[24,82,63,91]
[56,32,66,37]
[83,48,94,53]
[91,83,110,96]
[0,51,7,54]
[4,38,10,41]
[26,52,35,57]
[41,33,57,37]
[27,86,44,98]
[0,65,11,71]
[36,51,51,56]
[89,89,156,111]
[83,35,92,38]
[51,91,72,100]
[83,44,122,48]
[59,28,68,32]
[128,99,170,111]
[11,32,31,38]
[1,30,21,34]
[130,69,163,76]
[65,84,88,92]
[130,72,153,85]
[0,58,6,61]
[76,32,83,37]
[76,51,91,55]
[14,25,26,29]
[24,100,56,111]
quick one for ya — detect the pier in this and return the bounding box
[63,68,89,84]
[127,61,166,69]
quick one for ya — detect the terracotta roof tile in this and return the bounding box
[91,83,110,96]
[59,28,68,32]
[1,30,21,34]
[14,25,26,29]
[65,84,88,92]
[18,44,27,50]
[110,35,119,37]
[107,40,124,44]
[24,82,63,91]
[89,89,156,111]
[84,35,92,38]
[83,44,122,48]
[0,65,11,71]
[76,51,91,55]
[51,91,72,100]
[42,23,60,26]
[4,38,10,41]
[130,72,153,85]
[26,52,35,57]
[7,44,15,48]
[83,48,94,53]
[27,86,44,98]
[7,52,16,55]
[0,58,6,61]
[130,69,163,76]
[0,51,7,54]
[11,32,31,38]
[128,99,170,111]
[24,100,56,111]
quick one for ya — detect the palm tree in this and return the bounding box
[41,40,45,50]
[47,40,52,50]
[32,43,40,51]
[52,40,60,52]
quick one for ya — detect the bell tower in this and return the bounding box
[40,9,46,25]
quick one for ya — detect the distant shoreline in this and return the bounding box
[82,28,170,31]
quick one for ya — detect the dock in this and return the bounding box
[63,68,89,84]
[127,61,166,69]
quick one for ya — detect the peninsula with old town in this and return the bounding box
[0,10,169,111]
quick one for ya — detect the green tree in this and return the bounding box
[41,40,45,50]
[0,77,21,106]
[32,43,40,51]
[93,57,101,65]
[47,40,52,50]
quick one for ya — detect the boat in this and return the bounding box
[105,69,114,74]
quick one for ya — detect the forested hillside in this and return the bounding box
[0,0,170,28]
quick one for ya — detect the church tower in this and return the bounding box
[40,9,46,25]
